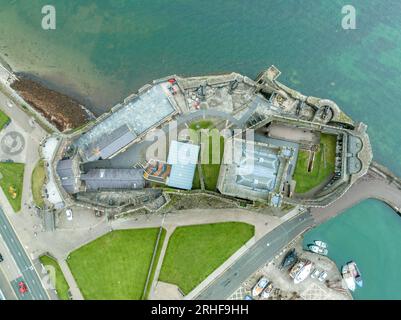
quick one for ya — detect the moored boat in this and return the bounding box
[252,277,269,297]
[289,260,305,279]
[308,244,328,256]
[294,261,314,284]
[261,282,274,299]
[314,240,328,249]
[341,264,356,292]
[348,261,363,288]
[280,249,297,270]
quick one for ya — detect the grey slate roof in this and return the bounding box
[81,168,145,191]
[235,142,279,192]
[56,159,74,177]
[75,83,176,162]
[56,159,78,194]
[86,124,137,162]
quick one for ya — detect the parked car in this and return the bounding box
[66,209,73,221]
[318,271,328,282]
[0,253,3,262]
[18,281,28,294]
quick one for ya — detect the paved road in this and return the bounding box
[196,210,314,300]
[0,207,48,300]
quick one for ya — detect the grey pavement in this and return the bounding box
[196,210,314,300]
[0,266,16,300]
[0,207,49,300]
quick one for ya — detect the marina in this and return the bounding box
[304,199,401,299]
[230,235,352,300]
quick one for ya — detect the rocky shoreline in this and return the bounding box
[10,75,94,132]
[0,53,95,132]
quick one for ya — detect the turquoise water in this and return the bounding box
[1,1,401,298]
[1,1,401,178]
[304,199,401,300]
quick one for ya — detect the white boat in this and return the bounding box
[289,260,305,279]
[342,264,356,292]
[261,282,274,299]
[314,240,328,249]
[311,269,321,279]
[308,245,328,256]
[294,261,314,284]
[252,277,269,297]
[318,271,328,282]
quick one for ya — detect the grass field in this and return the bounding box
[31,160,46,208]
[39,255,70,300]
[192,167,201,190]
[159,222,255,295]
[189,120,214,132]
[0,109,10,131]
[293,133,337,193]
[189,120,225,191]
[0,162,25,212]
[201,134,224,191]
[67,228,166,300]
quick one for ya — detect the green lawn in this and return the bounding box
[192,167,201,190]
[188,120,224,191]
[189,120,214,131]
[67,228,166,300]
[31,160,46,208]
[293,133,337,193]
[0,109,10,130]
[39,255,70,300]
[200,134,225,191]
[159,222,255,295]
[0,162,25,212]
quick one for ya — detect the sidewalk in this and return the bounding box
[58,259,84,300]
[148,228,174,299]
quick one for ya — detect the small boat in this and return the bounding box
[314,240,328,249]
[342,264,356,292]
[252,277,269,297]
[280,249,297,269]
[289,260,305,279]
[308,244,328,256]
[311,268,321,279]
[294,261,314,284]
[348,261,363,288]
[318,271,328,282]
[261,282,274,299]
